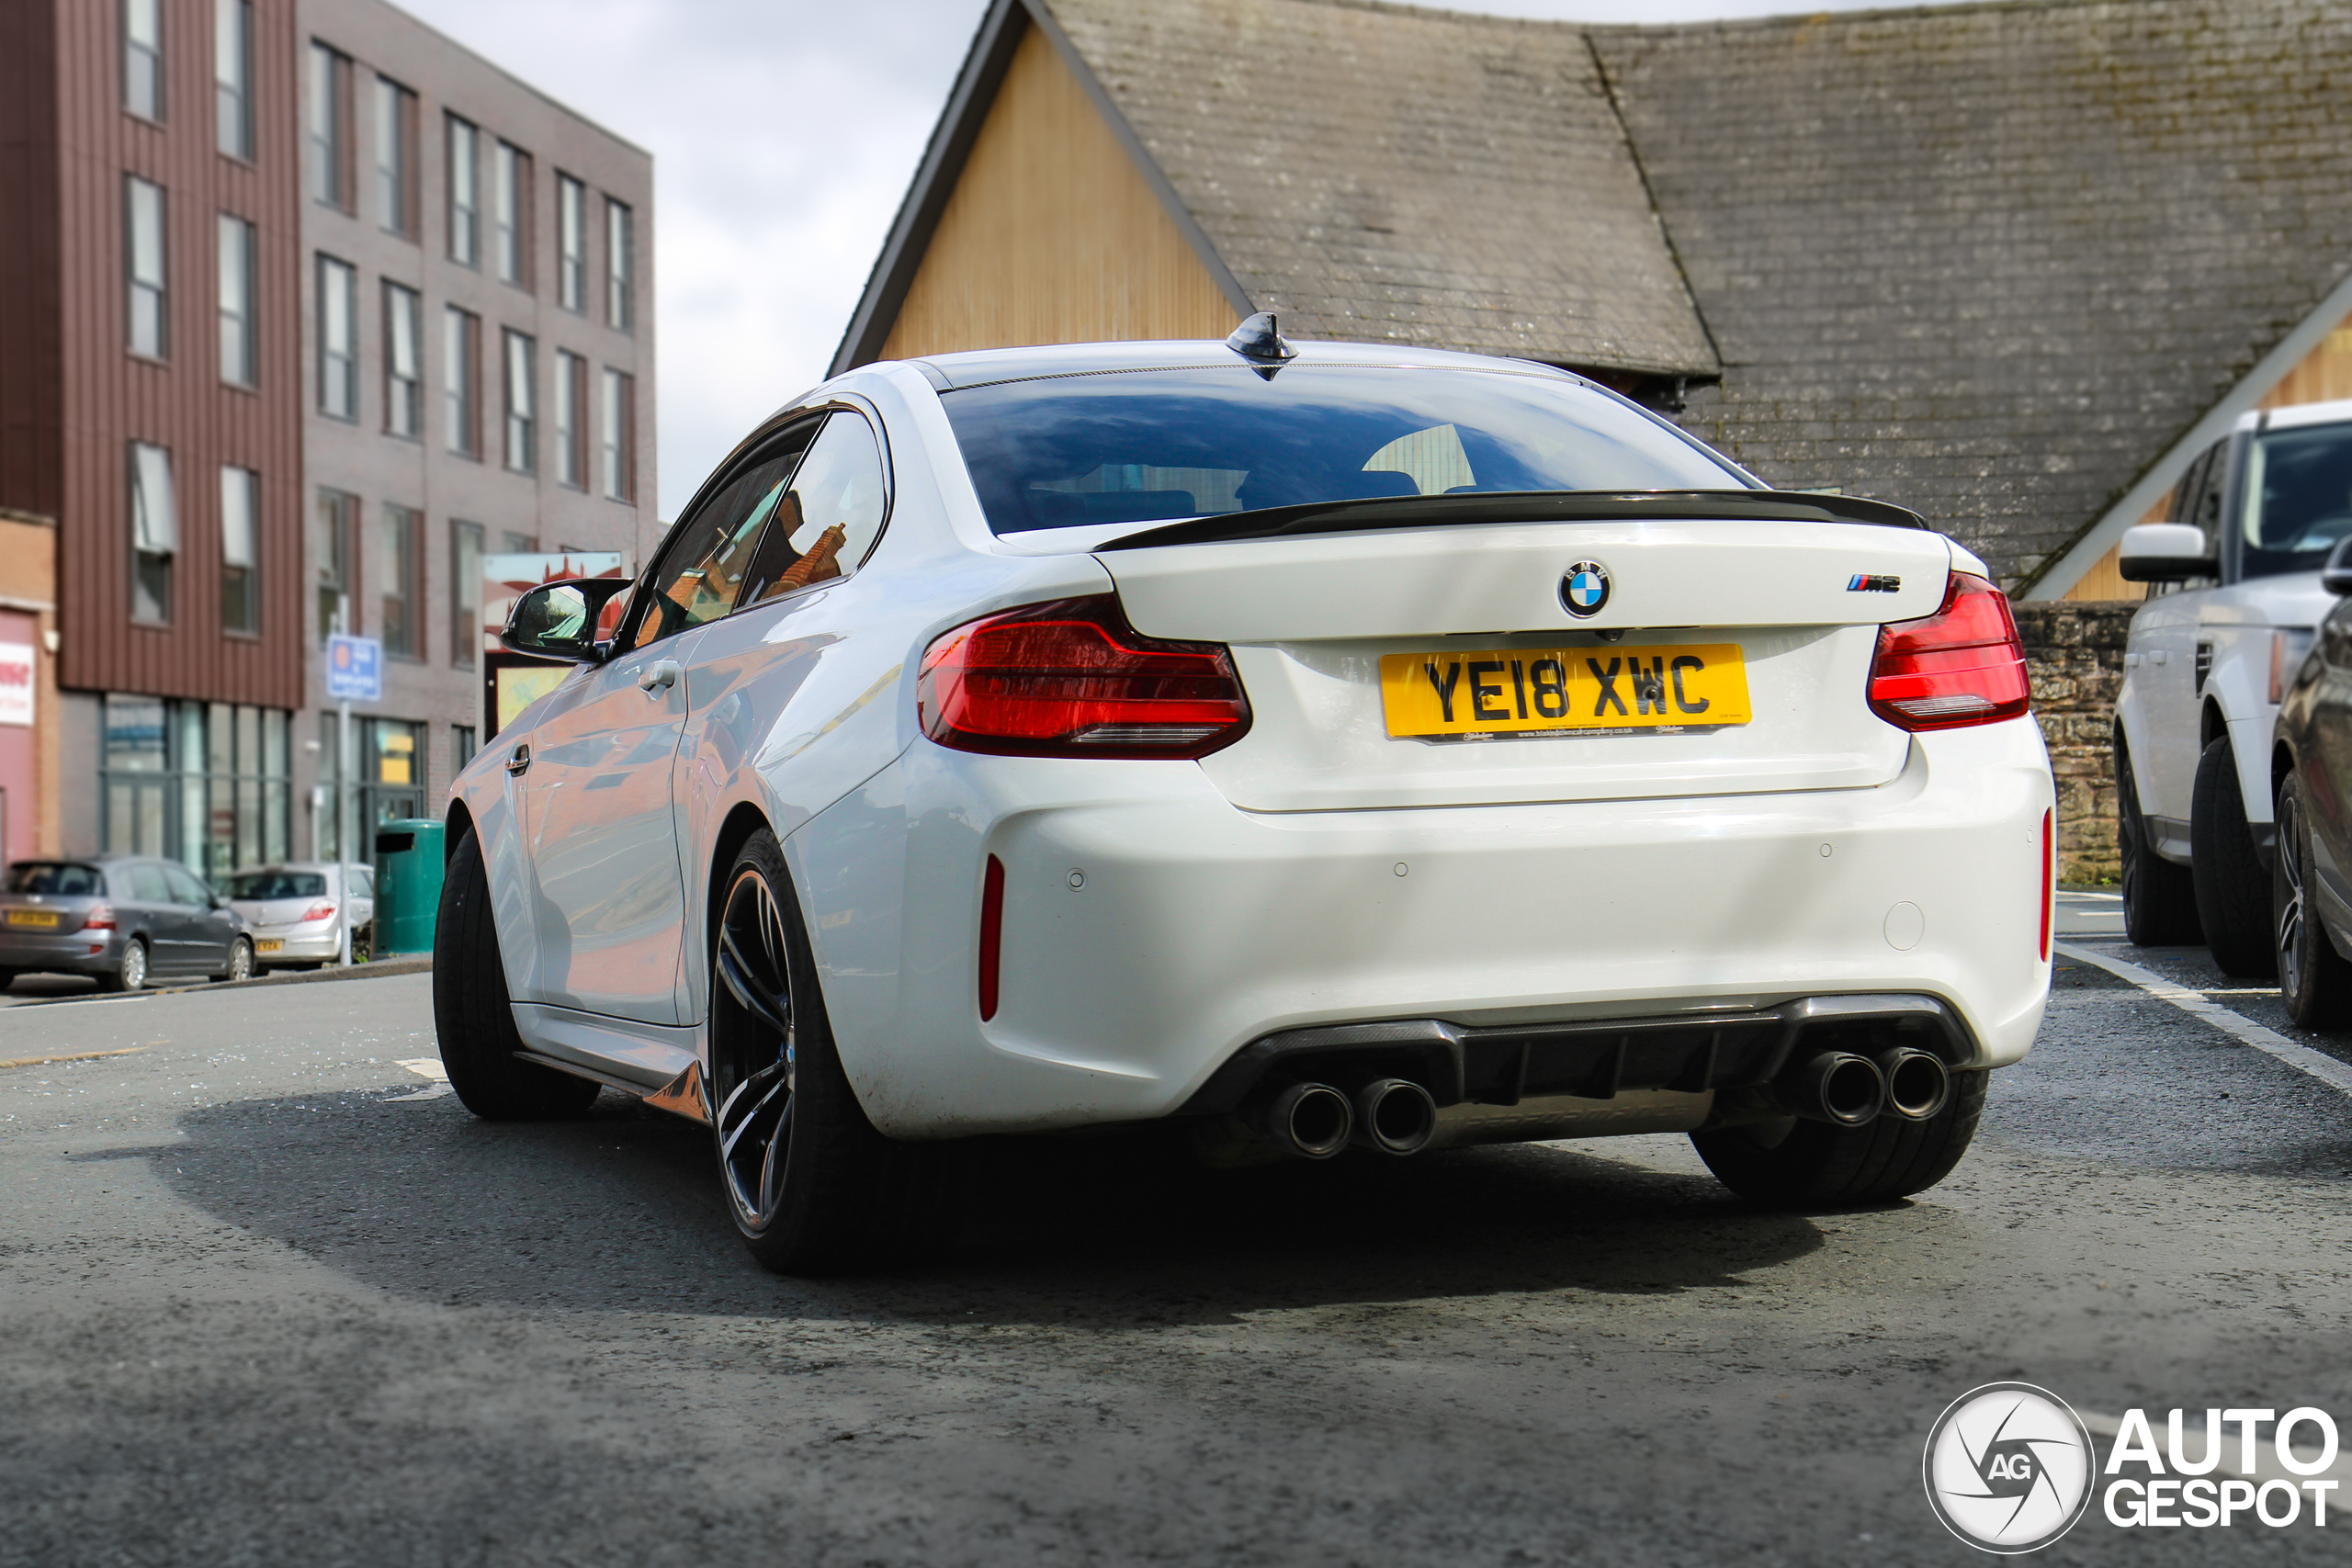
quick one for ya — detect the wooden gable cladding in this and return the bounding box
[41,0,305,711]
[877,22,1237,362]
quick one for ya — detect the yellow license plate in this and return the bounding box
[1379,643,1751,737]
[5,908,60,929]
[255,940,284,953]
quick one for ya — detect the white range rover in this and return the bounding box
[2114,398,2352,973]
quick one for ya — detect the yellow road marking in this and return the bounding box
[0,1046,150,1072]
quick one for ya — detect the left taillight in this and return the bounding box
[1867,572,2031,731]
[918,595,1250,759]
[300,902,336,923]
[80,904,116,932]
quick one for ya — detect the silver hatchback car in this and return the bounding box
[221,862,376,968]
[0,856,254,991]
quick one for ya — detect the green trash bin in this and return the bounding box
[373,818,446,958]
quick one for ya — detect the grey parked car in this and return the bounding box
[0,856,254,992]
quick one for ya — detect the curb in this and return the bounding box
[3,953,432,1009]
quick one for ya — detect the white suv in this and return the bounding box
[2114,398,2352,971]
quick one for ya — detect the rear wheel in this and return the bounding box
[2275,773,2352,1027]
[99,938,148,994]
[2191,736,2278,977]
[1690,1069,1987,1207]
[711,829,959,1275]
[215,938,254,984]
[432,829,600,1120]
[2117,728,2201,946]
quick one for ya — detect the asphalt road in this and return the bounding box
[3,897,2349,1566]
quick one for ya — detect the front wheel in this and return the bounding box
[710,829,959,1275]
[1690,1069,1987,1207]
[2275,773,2352,1027]
[432,829,600,1120]
[2117,728,2201,946]
[2191,736,2278,978]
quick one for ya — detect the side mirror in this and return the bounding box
[2117,523,2215,583]
[2324,537,2352,597]
[501,578,634,662]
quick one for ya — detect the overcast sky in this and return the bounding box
[391,0,1885,517]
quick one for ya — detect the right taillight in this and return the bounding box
[1867,572,2030,731]
[80,904,116,931]
[300,902,336,923]
[918,595,1250,759]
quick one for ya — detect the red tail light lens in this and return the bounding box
[1867,572,2030,731]
[80,904,117,932]
[300,902,336,923]
[919,596,1250,759]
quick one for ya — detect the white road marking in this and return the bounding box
[2056,941,2352,1100]
[394,1057,448,1082]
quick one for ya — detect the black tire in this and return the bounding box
[0,967,18,992]
[1690,1069,1987,1207]
[97,938,148,994]
[2191,735,2278,978]
[213,937,254,985]
[433,829,601,1120]
[710,829,960,1275]
[2275,772,2352,1027]
[2117,728,2201,946]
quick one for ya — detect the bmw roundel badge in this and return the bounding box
[1560,560,1611,618]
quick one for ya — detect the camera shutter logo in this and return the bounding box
[1560,560,1611,618]
[1923,1382,2096,1553]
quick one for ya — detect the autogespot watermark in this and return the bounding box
[1924,1383,2342,1552]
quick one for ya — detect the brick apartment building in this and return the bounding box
[0,0,656,880]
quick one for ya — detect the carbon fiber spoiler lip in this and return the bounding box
[1094,490,1928,551]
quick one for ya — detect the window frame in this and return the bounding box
[309,42,354,210]
[220,464,260,637]
[126,175,168,361]
[557,174,587,312]
[217,211,256,387]
[130,441,178,626]
[316,254,358,421]
[383,280,423,439]
[553,349,586,488]
[493,141,532,288]
[125,0,164,122]
[446,114,480,266]
[378,502,422,660]
[451,518,484,668]
[605,197,633,331]
[372,75,419,239]
[502,328,537,473]
[600,367,635,502]
[315,488,359,641]
[215,0,254,159]
[443,305,481,458]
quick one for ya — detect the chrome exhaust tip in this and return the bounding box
[1781,1050,1887,1127]
[1877,1046,1951,1122]
[1265,1082,1353,1159]
[1351,1078,1438,1156]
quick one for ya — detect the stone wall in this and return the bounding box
[2013,602,2135,885]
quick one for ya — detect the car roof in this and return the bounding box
[2251,397,2352,434]
[902,336,1585,392]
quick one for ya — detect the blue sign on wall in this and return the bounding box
[325,634,383,704]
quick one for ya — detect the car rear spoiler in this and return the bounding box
[1096,489,1928,551]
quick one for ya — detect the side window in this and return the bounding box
[737,411,888,606]
[130,863,172,903]
[628,421,821,649]
[2168,449,2211,525]
[2188,441,2229,536]
[164,864,211,907]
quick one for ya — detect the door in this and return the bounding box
[164,861,235,973]
[124,861,190,973]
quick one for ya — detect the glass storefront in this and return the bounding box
[316,714,426,860]
[102,694,291,881]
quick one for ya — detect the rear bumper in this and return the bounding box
[0,930,122,974]
[791,718,2054,1139]
[250,929,341,963]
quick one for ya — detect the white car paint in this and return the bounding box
[450,343,2053,1141]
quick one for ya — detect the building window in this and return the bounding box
[373,76,417,237]
[220,465,259,634]
[309,43,352,209]
[130,442,177,625]
[503,329,536,472]
[554,350,585,488]
[379,502,419,659]
[453,725,478,772]
[384,281,422,438]
[605,197,633,331]
[218,213,256,387]
[215,1,253,158]
[601,368,635,501]
[127,176,167,360]
[316,488,357,639]
[502,530,536,555]
[444,306,481,457]
[317,254,356,420]
[446,115,479,265]
[104,698,290,878]
[493,141,530,288]
[451,519,483,667]
[125,0,163,120]
[557,175,586,311]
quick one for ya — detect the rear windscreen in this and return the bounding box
[939,365,1747,535]
[227,871,326,900]
[6,863,104,896]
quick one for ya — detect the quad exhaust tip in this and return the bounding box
[1877,1045,1951,1122]
[1351,1078,1438,1156]
[1783,1050,1888,1127]
[1266,1082,1353,1159]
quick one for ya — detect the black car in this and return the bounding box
[0,855,254,993]
[2268,538,2352,1023]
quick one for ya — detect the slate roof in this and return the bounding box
[1046,0,1720,378]
[1592,0,2352,588]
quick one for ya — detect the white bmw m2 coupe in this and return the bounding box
[434,321,2054,1273]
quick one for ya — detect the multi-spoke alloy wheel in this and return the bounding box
[2279,791,2311,999]
[714,863,797,1235]
[707,829,964,1274]
[2273,773,2352,1027]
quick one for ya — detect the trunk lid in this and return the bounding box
[1097,519,1954,811]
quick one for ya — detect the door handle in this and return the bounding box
[639,660,682,696]
[505,743,531,776]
